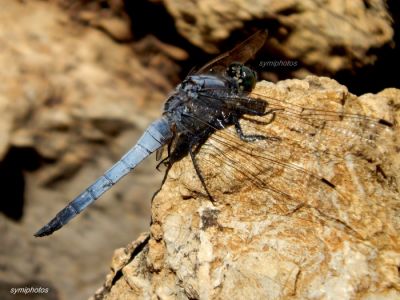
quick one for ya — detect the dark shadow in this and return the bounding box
[124,0,204,77]
[124,1,282,80]
[124,0,180,42]
[125,1,399,94]
[334,0,400,95]
[0,147,42,221]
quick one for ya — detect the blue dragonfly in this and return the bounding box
[35,31,271,236]
[35,30,393,237]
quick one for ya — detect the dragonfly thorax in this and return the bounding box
[163,74,238,136]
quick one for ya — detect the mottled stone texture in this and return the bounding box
[163,0,393,73]
[94,78,400,300]
[0,1,170,299]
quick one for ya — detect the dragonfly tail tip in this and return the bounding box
[34,226,52,237]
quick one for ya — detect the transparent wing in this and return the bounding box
[194,30,268,75]
[249,90,393,158]
[195,89,392,160]
[183,93,393,236]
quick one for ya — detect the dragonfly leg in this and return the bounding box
[156,140,174,171]
[189,139,215,201]
[242,106,281,118]
[233,115,280,142]
[241,109,279,126]
[156,156,169,171]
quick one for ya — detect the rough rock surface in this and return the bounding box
[93,77,400,300]
[163,0,393,73]
[0,1,176,299]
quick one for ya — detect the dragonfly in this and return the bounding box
[35,30,393,237]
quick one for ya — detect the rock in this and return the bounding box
[163,0,393,73]
[90,232,150,300]
[133,35,189,86]
[63,0,132,42]
[92,17,133,42]
[94,77,400,299]
[0,1,175,299]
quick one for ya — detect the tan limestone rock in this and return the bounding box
[163,0,393,73]
[94,77,400,299]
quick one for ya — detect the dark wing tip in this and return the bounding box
[378,119,394,127]
[321,178,336,189]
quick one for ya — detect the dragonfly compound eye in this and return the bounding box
[227,62,257,92]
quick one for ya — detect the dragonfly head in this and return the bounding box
[226,62,257,93]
